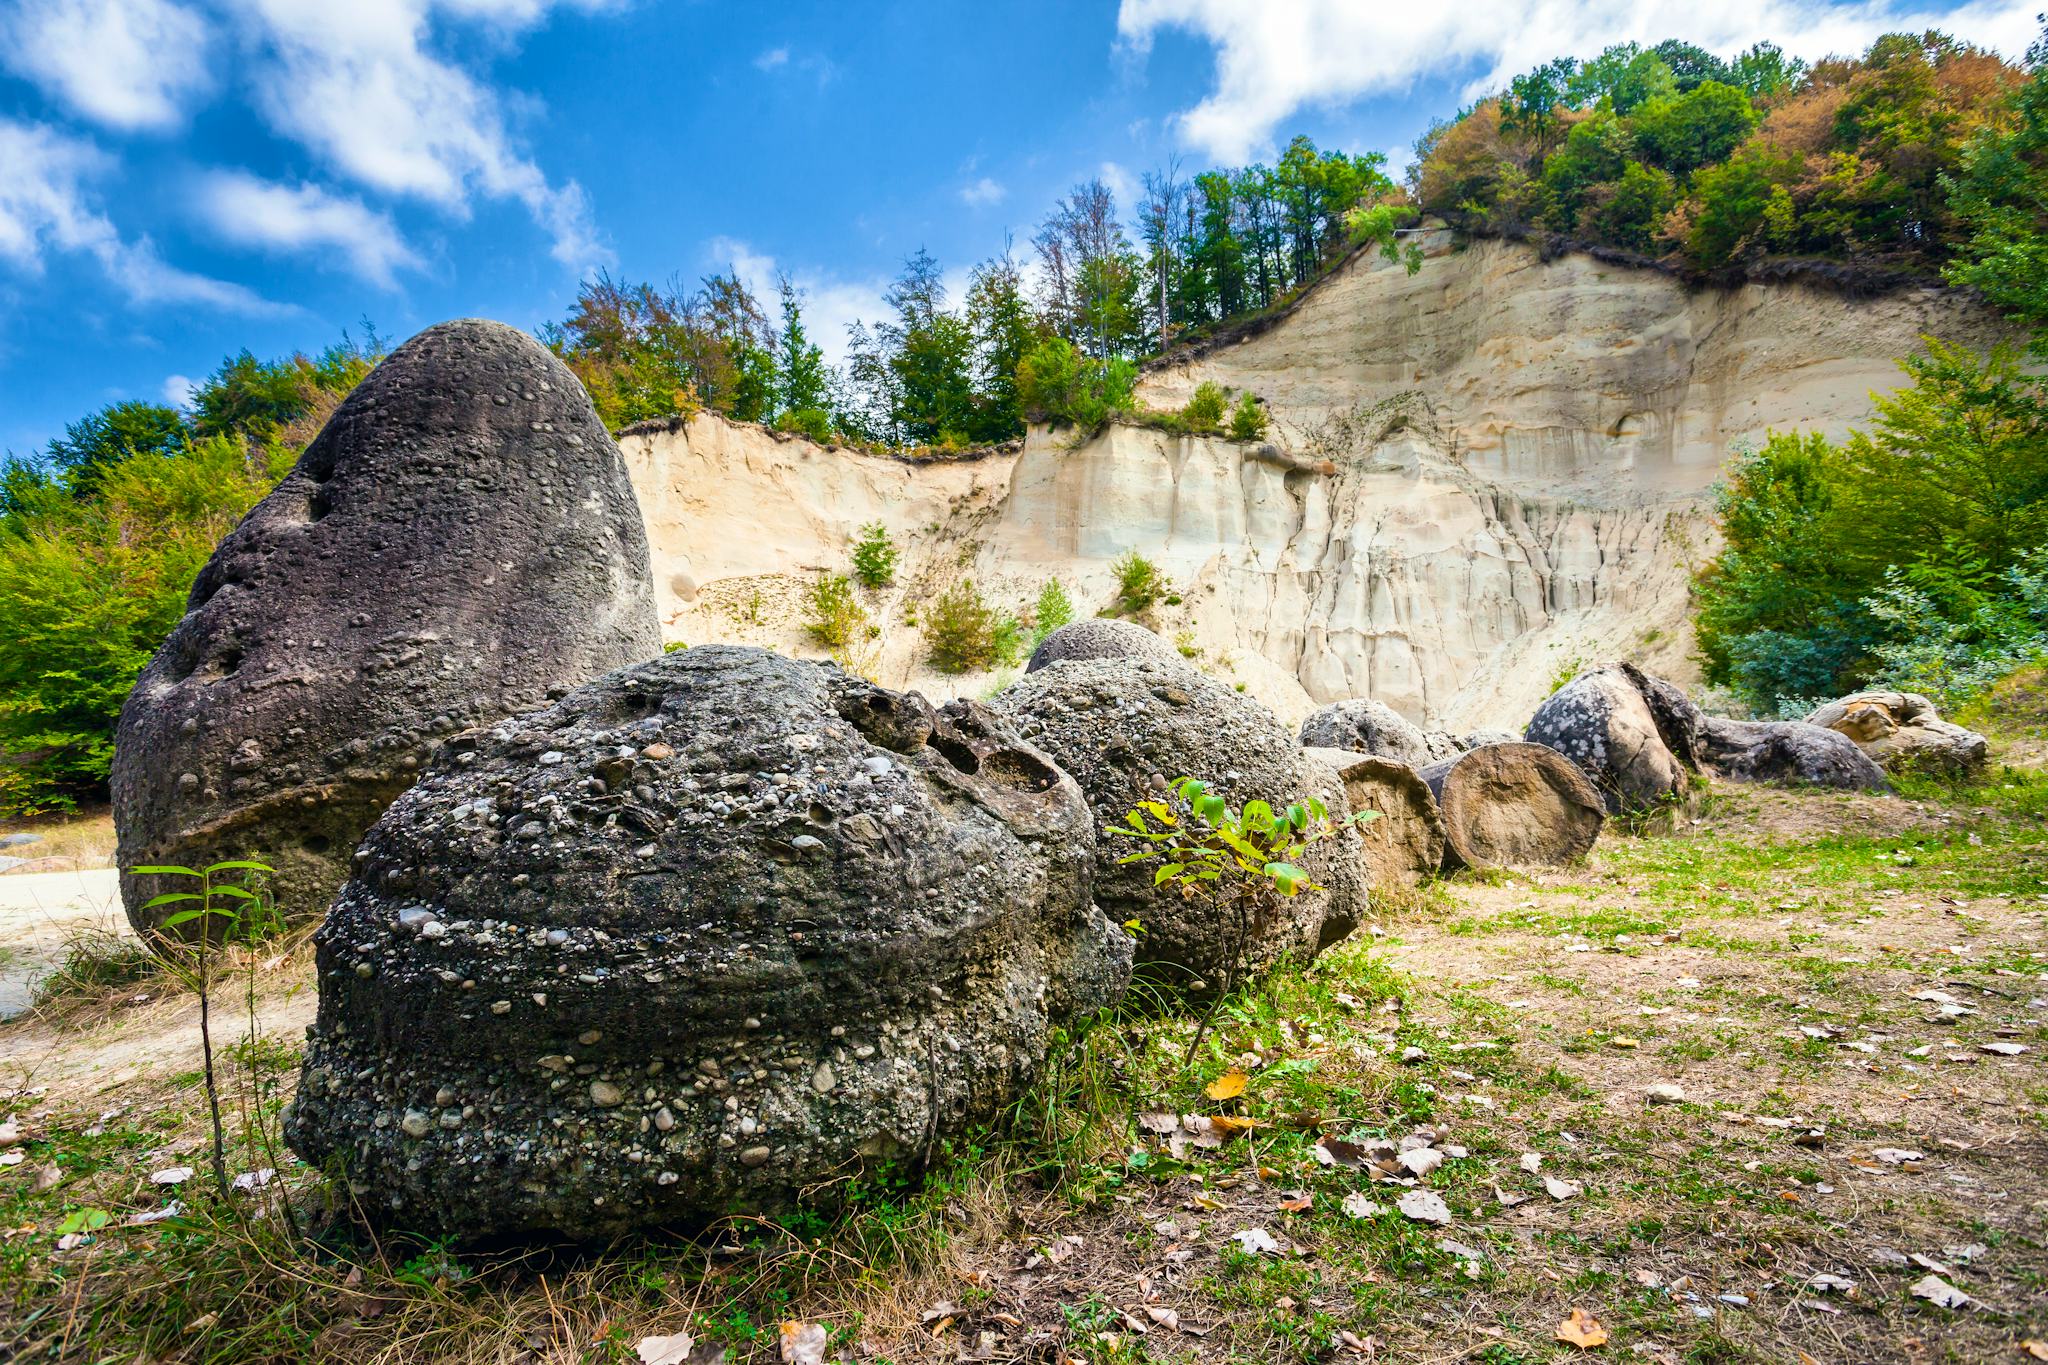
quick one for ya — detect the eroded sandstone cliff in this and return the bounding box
[620,235,2006,732]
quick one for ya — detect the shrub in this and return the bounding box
[1113,551,1164,614]
[926,579,1000,673]
[803,574,868,649]
[850,522,898,588]
[1015,338,1136,429]
[1181,383,1227,434]
[1031,578,1074,646]
[776,408,836,442]
[0,436,275,815]
[1227,391,1269,442]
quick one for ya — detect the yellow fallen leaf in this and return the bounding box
[1556,1308,1607,1349]
[2022,1341,2048,1362]
[1206,1071,1248,1101]
[1609,1037,1639,1049]
[1208,1114,1263,1135]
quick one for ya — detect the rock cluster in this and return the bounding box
[1525,663,1887,813]
[1807,692,1988,775]
[994,656,1366,992]
[284,647,1128,1240]
[113,320,660,932]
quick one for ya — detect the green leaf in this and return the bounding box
[1285,803,1308,830]
[204,859,275,874]
[140,891,203,909]
[158,908,206,929]
[130,864,199,878]
[207,885,259,901]
[1153,862,1186,886]
[1115,852,1156,866]
[1195,793,1228,825]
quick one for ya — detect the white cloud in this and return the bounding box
[1097,160,1138,209]
[225,0,612,271]
[705,235,888,368]
[0,0,213,131]
[1118,0,2044,162]
[0,118,285,314]
[754,45,790,70]
[959,176,1007,207]
[162,373,197,407]
[198,171,422,288]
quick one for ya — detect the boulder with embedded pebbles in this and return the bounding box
[994,656,1366,992]
[1025,618,1179,673]
[1299,700,1458,769]
[114,319,660,933]
[283,646,1129,1240]
[1807,691,1988,775]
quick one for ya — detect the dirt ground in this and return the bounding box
[0,772,2042,1365]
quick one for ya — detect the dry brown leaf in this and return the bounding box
[1555,1308,1607,1349]
[1278,1192,1312,1212]
[1205,1071,1248,1101]
[2019,1340,2048,1361]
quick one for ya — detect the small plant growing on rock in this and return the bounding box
[804,573,870,648]
[1227,390,1269,442]
[1113,551,1164,615]
[850,522,898,588]
[1032,578,1074,647]
[1181,382,1227,435]
[1111,779,1364,1054]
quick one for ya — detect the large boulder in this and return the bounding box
[995,657,1366,992]
[1416,743,1606,871]
[1696,716,1889,789]
[1302,748,1447,888]
[1807,692,1988,775]
[1523,664,1699,816]
[284,646,1128,1240]
[113,320,661,931]
[1026,619,1179,673]
[1299,700,1458,768]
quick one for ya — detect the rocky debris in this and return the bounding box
[0,833,41,850]
[113,320,661,932]
[1460,729,1520,750]
[1527,663,1886,807]
[1416,743,1605,871]
[1299,700,1460,768]
[283,646,1129,1240]
[1695,715,1889,790]
[1302,748,1446,888]
[1807,691,1988,775]
[994,657,1366,992]
[1524,664,1699,816]
[1024,619,1178,673]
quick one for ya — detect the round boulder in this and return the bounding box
[995,657,1366,992]
[1026,618,1179,673]
[1303,748,1447,888]
[1299,699,1458,768]
[1807,692,1987,775]
[1697,717,1889,790]
[1524,664,1698,816]
[1416,743,1605,871]
[114,320,661,932]
[283,646,1129,1240]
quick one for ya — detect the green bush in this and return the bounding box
[850,522,898,588]
[925,579,1000,673]
[776,407,836,442]
[1181,383,1227,435]
[0,437,276,814]
[1015,338,1137,429]
[1227,391,1269,442]
[1031,578,1074,646]
[803,574,868,648]
[1113,551,1164,614]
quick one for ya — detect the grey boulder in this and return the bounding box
[996,656,1366,993]
[1524,664,1699,816]
[1807,692,1987,775]
[1299,699,1459,768]
[1026,618,1179,673]
[1696,716,1890,790]
[114,319,661,932]
[284,646,1128,1240]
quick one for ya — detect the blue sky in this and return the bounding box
[0,0,2036,457]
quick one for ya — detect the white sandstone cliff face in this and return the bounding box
[619,237,2005,732]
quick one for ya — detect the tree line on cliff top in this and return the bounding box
[3,25,2047,814]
